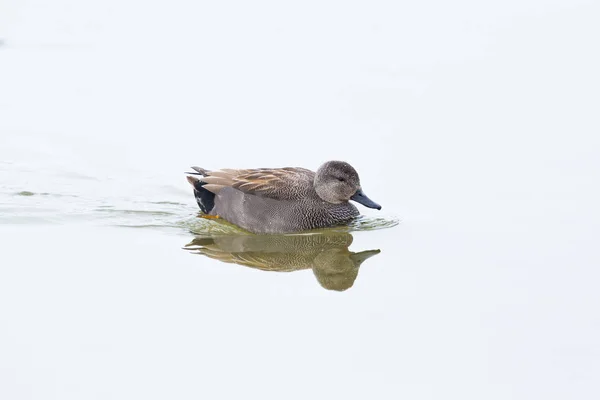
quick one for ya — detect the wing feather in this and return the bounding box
[198,167,315,199]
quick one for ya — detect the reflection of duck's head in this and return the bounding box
[312,248,380,291]
[184,231,380,291]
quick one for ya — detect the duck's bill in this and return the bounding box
[350,189,382,210]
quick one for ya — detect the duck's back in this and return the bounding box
[204,167,316,201]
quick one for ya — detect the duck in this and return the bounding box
[185,160,381,234]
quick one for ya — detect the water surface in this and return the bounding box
[1,1,599,399]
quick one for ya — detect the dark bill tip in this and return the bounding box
[350,189,382,210]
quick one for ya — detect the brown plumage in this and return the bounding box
[191,166,314,200]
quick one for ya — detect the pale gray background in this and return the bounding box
[1,1,599,399]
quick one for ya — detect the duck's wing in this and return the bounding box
[194,167,315,200]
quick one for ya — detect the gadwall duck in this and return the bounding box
[186,160,381,234]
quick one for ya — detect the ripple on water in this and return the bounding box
[347,215,400,231]
[96,208,177,216]
[180,214,400,237]
[13,191,79,198]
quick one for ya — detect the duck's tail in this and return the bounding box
[186,167,215,214]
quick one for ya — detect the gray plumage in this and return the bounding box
[186,160,381,234]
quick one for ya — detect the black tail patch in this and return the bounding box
[187,176,215,214]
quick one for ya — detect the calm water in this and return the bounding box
[1,1,600,399]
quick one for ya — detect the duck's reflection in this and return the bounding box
[184,232,380,291]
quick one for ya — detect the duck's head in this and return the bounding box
[314,161,382,210]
